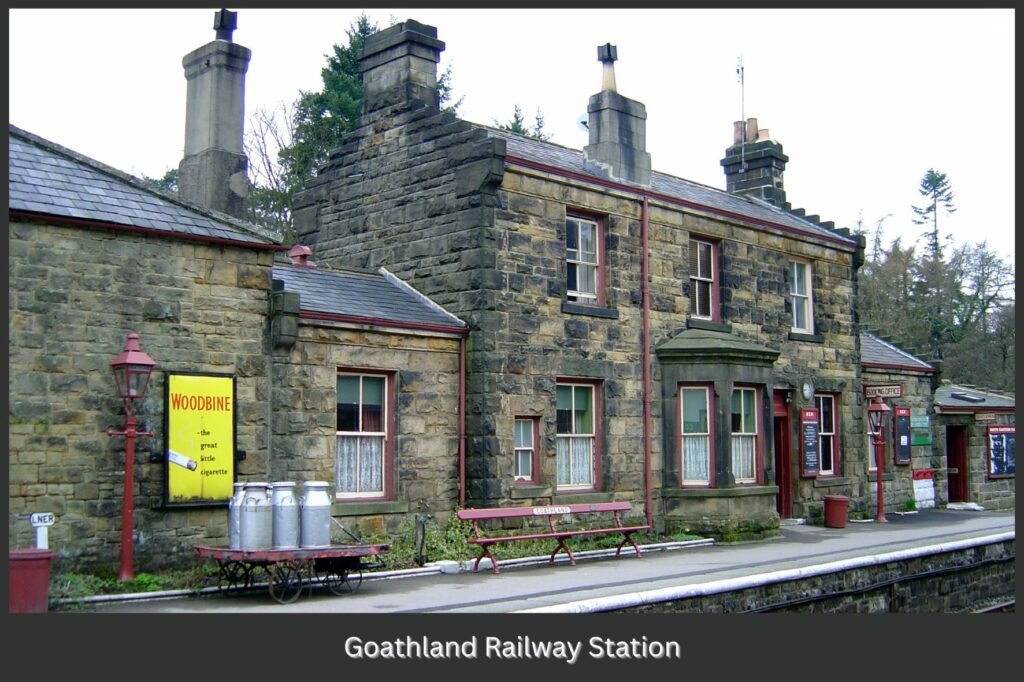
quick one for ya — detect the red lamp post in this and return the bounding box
[106,333,157,582]
[867,395,892,524]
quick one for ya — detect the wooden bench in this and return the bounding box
[456,502,650,574]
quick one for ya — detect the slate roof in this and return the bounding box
[272,264,466,331]
[479,126,860,249]
[8,124,279,247]
[935,383,1015,411]
[860,332,934,371]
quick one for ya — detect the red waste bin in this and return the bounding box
[823,495,849,528]
[9,548,54,613]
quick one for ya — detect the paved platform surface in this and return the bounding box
[87,507,1014,614]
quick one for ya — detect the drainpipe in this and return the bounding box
[459,334,467,508]
[642,197,653,528]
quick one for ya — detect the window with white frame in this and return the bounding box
[566,216,599,304]
[336,373,387,498]
[789,260,814,333]
[680,386,712,486]
[730,387,758,483]
[689,239,716,320]
[556,382,596,490]
[816,395,838,475]
[513,417,538,482]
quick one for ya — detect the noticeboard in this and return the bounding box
[987,425,1015,478]
[800,408,819,478]
[164,372,236,506]
[893,407,911,465]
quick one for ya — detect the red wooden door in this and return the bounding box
[946,425,968,503]
[773,392,792,518]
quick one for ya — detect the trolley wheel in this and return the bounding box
[217,560,253,591]
[314,558,352,595]
[268,562,304,604]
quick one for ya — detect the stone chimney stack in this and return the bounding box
[582,44,651,186]
[178,9,251,217]
[359,19,445,114]
[720,117,788,207]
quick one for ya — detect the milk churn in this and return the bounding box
[227,482,246,549]
[239,482,272,550]
[271,481,300,550]
[300,481,332,548]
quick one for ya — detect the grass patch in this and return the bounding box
[48,515,705,606]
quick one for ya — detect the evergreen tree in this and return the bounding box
[495,104,551,140]
[911,168,957,262]
[242,13,462,234]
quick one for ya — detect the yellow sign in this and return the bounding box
[166,373,235,505]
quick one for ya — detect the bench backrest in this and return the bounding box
[457,502,631,522]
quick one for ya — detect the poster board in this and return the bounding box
[987,425,1015,478]
[893,407,911,465]
[800,408,819,477]
[164,372,236,506]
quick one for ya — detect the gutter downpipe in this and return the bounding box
[642,197,653,529]
[459,334,467,508]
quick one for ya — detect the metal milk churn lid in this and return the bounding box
[271,481,300,550]
[239,482,272,551]
[300,481,332,549]
[228,482,246,549]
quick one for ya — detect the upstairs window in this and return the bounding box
[690,239,717,321]
[566,216,600,304]
[730,387,759,484]
[336,373,389,498]
[789,260,814,333]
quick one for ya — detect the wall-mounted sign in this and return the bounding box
[910,415,930,429]
[975,412,996,422]
[864,384,903,398]
[987,425,1015,478]
[893,407,911,465]
[800,408,819,477]
[164,373,236,506]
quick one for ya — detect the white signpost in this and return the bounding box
[29,512,55,549]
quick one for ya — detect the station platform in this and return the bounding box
[86,506,1014,614]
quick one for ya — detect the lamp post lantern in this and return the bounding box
[107,332,157,581]
[867,395,891,524]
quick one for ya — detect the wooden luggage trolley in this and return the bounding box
[194,543,389,604]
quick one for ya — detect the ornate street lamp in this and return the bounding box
[107,333,157,581]
[867,395,892,524]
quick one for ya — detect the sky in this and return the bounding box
[8,7,1016,268]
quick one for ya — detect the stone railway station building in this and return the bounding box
[8,14,1014,571]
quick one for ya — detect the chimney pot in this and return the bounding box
[288,244,316,268]
[745,118,758,143]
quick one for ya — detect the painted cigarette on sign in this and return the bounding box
[168,449,199,471]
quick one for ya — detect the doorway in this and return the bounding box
[946,425,968,503]
[772,391,792,518]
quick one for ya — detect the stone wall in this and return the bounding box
[297,94,863,532]
[269,319,463,536]
[856,367,939,518]
[932,413,1016,512]
[622,538,1015,613]
[9,219,275,571]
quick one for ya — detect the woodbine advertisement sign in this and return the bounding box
[164,372,236,506]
